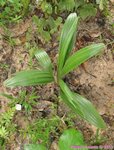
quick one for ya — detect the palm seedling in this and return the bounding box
[4,13,106,129]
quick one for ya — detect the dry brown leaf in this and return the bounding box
[89,31,101,38]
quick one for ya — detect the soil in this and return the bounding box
[0,8,114,150]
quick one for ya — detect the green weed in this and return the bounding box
[0,107,16,149]
[2,90,39,113]
[33,0,98,43]
[90,129,107,146]
[21,117,60,147]
[0,0,30,25]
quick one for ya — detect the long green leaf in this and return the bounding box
[59,129,88,150]
[4,70,54,87]
[0,93,14,100]
[59,80,106,129]
[58,13,79,78]
[35,49,53,74]
[61,43,105,77]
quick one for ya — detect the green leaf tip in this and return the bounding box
[4,70,54,87]
[61,43,105,77]
[35,49,53,74]
[58,13,79,78]
[59,80,106,129]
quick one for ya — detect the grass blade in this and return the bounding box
[61,43,105,77]
[59,80,106,129]
[4,70,54,87]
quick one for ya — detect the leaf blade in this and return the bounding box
[4,70,54,87]
[59,80,106,129]
[59,129,88,150]
[61,43,105,77]
[58,13,79,78]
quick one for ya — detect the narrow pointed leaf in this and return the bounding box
[59,129,88,150]
[72,92,106,128]
[35,49,53,74]
[59,80,106,129]
[61,43,105,77]
[4,70,54,87]
[0,93,14,100]
[58,13,78,77]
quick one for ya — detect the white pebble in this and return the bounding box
[16,104,22,111]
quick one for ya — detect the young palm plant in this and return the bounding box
[4,13,106,129]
